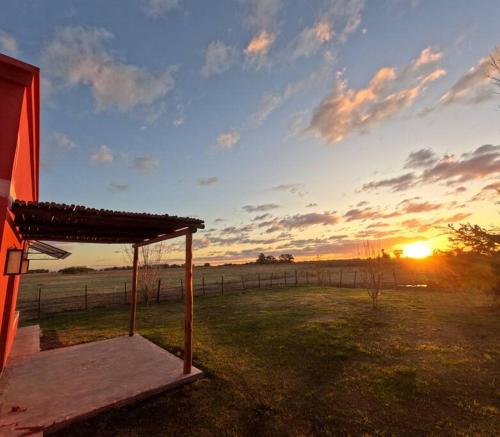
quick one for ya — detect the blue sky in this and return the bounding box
[1,0,499,267]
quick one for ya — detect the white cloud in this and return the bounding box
[244,31,275,56]
[109,182,130,192]
[217,130,240,150]
[292,21,332,60]
[133,155,160,173]
[249,60,334,126]
[197,176,219,186]
[49,132,76,150]
[308,49,446,143]
[423,56,492,113]
[0,30,18,56]
[42,26,175,112]
[244,0,281,32]
[140,0,180,17]
[90,145,113,163]
[411,47,443,70]
[90,144,113,164]
[201,40,238,77]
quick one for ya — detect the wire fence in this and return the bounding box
[17,268,432,321]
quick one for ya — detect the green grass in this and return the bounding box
[31,286,500,436]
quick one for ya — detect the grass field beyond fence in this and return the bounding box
[19,260,436,319]
[29,286,500,436]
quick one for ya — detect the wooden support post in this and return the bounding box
[157,279,161,304]
[295,270,298,287]
[241,275,246,290]
[129,246,139,336]
[84,284,88,310]
[202,276,206,296]
[38,287,42,319]
[284,271,287,286]
[184,230,193,374]
[258,273,261,289]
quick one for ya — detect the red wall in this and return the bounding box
[0,54,39,372]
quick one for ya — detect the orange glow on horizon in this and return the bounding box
[403,241,432,259]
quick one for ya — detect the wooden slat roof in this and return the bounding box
[11,200,204,244]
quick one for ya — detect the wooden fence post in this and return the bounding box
[353,271,357,288]
[295,270,298,287]
[38,287,42,319]
[258,273,261,289]
[339,270,343,288]
[180,279,184,298]
[221,275,224,295]
[157,279,161,304]
[84,284,88,310]
[284,271,287,287]
[202,276,206,296]
[241,275,246,290]
[306,271,309,285]
[393,270,398,289]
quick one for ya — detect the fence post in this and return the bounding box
[157,279,161,304]
[284,271,287,287]
[306,271,309,285]
[84,284,88,310]
[202,276,206,296]
[339,270,343,288]
[241,275,246,290]
[38,287,42,319]
[393,270,398,289]
[270,272,273,288]
[295,270,298,287]
[258,273,261,289]
[180,279,184,298]
[317,271,321,285]
[124,282,127,304]
[353,271,357,288]
[221,275,224,295]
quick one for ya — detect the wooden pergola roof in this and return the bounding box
[11,200,205,244]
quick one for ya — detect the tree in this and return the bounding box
[360,241,385,308]
[123,242,168,305]
[256,253,267,264]
[278,253,294,263]
[447,223,499,255]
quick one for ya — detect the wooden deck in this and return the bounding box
[0,327,202,436]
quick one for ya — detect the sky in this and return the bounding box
[1,0,499,268]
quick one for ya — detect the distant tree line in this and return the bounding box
[256,253,294,264]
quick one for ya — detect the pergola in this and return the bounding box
[11,199,205,374]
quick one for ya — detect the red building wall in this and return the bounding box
[0,54,39,372]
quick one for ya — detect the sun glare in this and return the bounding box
[403,242,432,259]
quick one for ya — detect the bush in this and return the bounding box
[58,266,95,275]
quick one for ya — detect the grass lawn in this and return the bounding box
[33,287,499,436]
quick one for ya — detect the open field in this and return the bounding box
[28,286,500,436]
[20,259,434,300]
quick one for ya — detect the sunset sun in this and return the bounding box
[403,242,432,259]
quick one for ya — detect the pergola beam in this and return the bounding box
[133,227,195,248]
[183,229,193,374]
[129,245,139,336]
